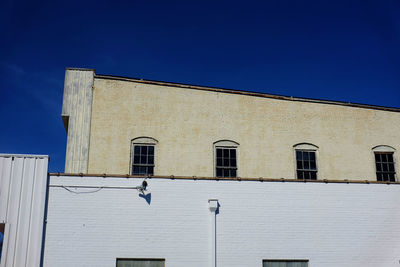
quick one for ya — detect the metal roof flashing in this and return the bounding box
[66,67,96,72]
[0,154,49,158]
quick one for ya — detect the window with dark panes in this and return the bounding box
[116,258,165,267]
[216,147,237,177]
[296,150,317,180]
[263,260,308,267]
[375,152,396,182]
[131,145,155,175]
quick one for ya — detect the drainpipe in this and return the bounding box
[209,199,218,267]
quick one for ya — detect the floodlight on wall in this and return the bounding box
[138,180,148,194]
[208,199,218,212]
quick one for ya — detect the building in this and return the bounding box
[43,172,400,267]
[62,68,399,182]
[2,68,400,267]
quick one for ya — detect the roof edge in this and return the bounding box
[66,67,96,72]
[0,154,49,158]
[94,74,400,113]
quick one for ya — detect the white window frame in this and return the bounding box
[213,140,239,178]
[293,143,319,180]
[372,145,396,182]
[130,137,158,176]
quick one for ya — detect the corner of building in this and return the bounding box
[62,68,95,173]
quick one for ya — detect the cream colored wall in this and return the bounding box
[87,78,400,180]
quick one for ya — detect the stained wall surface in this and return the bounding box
[62,69,94,173]
[0,155,48,267]
[87,77,400,180]
[44,175,400,267]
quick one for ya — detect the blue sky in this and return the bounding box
[0,0,399,172]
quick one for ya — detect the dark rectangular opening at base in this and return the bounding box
[116,258,165,267]
[0,223,5,261]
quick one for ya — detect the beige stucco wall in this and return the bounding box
[87,78,400,180]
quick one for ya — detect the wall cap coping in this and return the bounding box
[49,173,400,185]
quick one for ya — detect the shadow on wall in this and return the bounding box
[216,202,221,215]
[139,193,151,205]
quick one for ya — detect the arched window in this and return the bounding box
[214,140,239,178]
[372,145,396,182]
[130,137,158,175]
[293,143,318,180]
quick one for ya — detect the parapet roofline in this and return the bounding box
[66,67,96,72]
[65,68,399,113]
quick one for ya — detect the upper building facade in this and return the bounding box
[62,68,400,181]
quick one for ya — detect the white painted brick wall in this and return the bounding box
[44,176,400,267]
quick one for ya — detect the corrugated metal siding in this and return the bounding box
[0,155,48,267]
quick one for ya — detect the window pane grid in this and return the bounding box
[216,148,237,178]
[263,260,308,267]
[132,145,155,175]
[375,153,396,182]
[296,150,317,180]
[117,259,165,267]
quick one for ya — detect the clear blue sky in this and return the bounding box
[0,0,399,172]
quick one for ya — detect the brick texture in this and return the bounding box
[44,176,400,267]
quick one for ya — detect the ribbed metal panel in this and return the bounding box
[0,154,48,267]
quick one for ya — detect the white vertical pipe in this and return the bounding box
[208,199,218,267]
